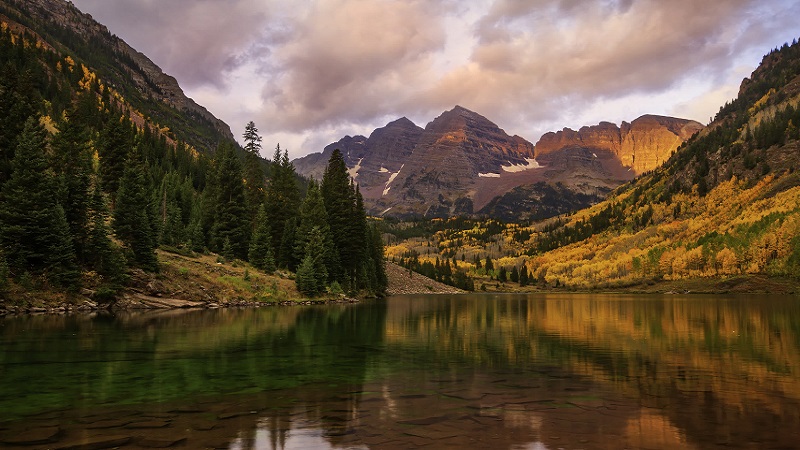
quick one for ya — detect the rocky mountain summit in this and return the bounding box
[535,115,704,175]
[295,107,703,220]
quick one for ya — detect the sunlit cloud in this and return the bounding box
[72,0,800,159]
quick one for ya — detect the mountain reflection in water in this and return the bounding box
[1,293,798,449]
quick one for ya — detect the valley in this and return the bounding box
[0,0,799,304]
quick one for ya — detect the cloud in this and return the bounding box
[71,0,273,88]
[417,0,776,133]
[70,0,800,159]
[259,0,446,132]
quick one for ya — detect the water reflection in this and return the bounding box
[1,294,799,449]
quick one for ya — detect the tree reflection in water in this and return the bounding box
[1,293,799,449]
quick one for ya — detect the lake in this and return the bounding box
[1,293,799,449]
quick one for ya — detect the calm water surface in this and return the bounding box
[1,293,800,449]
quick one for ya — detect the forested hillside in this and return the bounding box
[0,16,386,304]
[0,0,233,150]
[384,39,800,292]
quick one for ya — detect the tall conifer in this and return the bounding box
[242,121,265,223]
[211,142,250,259]
[51,111,92,262]
[294,179,337,280]
[0,117,79,287]
[98,115,134,200]
[248,204,276,273]
[113,145,159,272]
[321,149,358,283]
[265,145,300,266]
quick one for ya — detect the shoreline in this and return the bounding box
[0,296,362,316]
[3,259,799,316]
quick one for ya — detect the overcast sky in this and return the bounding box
[70,0,800,159]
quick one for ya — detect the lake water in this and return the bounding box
[1,293,800,449]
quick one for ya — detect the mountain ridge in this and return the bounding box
[0,0,234,151]
[295,107,702,220]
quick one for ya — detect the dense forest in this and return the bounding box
[0,25,386,301]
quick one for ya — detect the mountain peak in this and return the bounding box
[385,116,418,129]
[427,105,497,133]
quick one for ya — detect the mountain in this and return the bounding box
[295,106,702,220]
[534,115,704,174]
[0,0,233,151]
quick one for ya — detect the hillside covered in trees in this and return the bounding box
[383,38,800,293]
[0,15,386,306]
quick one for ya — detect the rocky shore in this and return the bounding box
[0,250,468,316]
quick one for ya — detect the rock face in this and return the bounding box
[294,107,703,220]
[296,106,538,218]
[534,115,704,175]
[374,106,535,218]
[1,0,234,150]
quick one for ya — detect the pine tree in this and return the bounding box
[0,67,38,186]
[51,111,92,262]
[211,142,250,259]
[364,222,387,295]
[0,117,79,287]
[265,145,300,266]
[294,226,328,297]
[242,121,265,223]
[294,179,336,276]
[248,204,276,273]
[98,115,134,200]
[321,149,362,284]
[510,266,519,283]
[86,182,127,284]
[519,266,529,287]
[113,145,159,272]
[279,216,299,270]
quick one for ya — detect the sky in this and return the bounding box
[70,0,800,160]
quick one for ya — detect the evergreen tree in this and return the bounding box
[351,184,368,281]
[0,117,79,287]
[510,266,519,283]
[113,145,159,272]
[365,222,388,295]
[242,121,266,222]
[156,172,192,247]
[321,149,363,284]
[279,216,299,270]
[98,115,134,201]
[294,226,328,297]
[211,142,250,259]
[498,266,507,282]
[294,179,337,277]
[484,256,494,271]
[0,68,38,186]
[265,145,300,266]
[248,204,276,273]
[51,111,92,262]
[519,266,529,287]
[85,182,127,284]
